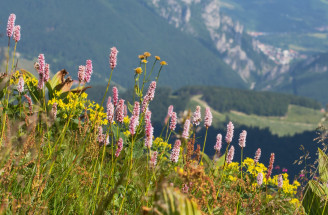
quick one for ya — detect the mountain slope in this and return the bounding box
[0,0,245,89]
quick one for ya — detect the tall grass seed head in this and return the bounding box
[109,46,118,70]
[192,105,201,126]
[7,13,16,37]
[13,25,21,42]
[239,130,247,148]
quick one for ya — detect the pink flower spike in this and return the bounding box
[182,119,190,140]
[170,112,177,131]
[112,86,119,106]
[226,146,235,164]
[146,81,156,101]
[6,14,16,37]
[145,121,154,148]
[145,110,152,126]
[115,138,123,157]
[13,25,21,42]
[214,134,222,152]
[167,105,174,117]
[204,107,212,128]
[44,64,50,82]
[192,105,201,126]
[132,101,140,118]
[150,151,158,168]
[277,174,283,188]
[98,126,104,143]
[266,153,275,180]
[238,130,247,148]
[24,94,33,114]
[17,76,24,93]
[84,59,93,83]
[115,99,125,123]
[109,47,118,70]
[78,65,86,83]
[170,140,181,163]
[254,148,261,163]
[257,173,263,186]
[106,98,114,124]
[37,72,44,89]
[129,115,139,135]
[225,121,234,143]
[38,54,45,74]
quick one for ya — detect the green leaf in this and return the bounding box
[318,148,328,181]
[302,180,328,215]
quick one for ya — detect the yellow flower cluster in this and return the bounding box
[243,158,267,176]
[88,102,108,125]
[269,173,300,195]
[48,91,88,113]
[123,116,130,125]
[153,137,172,150]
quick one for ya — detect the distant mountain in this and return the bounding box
[0,0,244,89]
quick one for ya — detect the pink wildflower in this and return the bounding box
[109,47,118,70]
[169,112,177,131]
[182,184,189,193]
[132,101,140,118]
[129,115,139,135]
[225,121,234,143]
[13,25,21,42]
[165,105,174,124]
[257,173,263,186]
[124,105,127,117]
[170,140,181,163]
[115,99,125,123]
[106,97,114,124]
[112,87,118,106]
[6,14,16,37]
[254,148,261,163]
[277,174,283,188]
[145,121,154,148]
[226,146,235,164]
[238,130,247,148]
[38,54,45,74]
[146,81,156,101]
[282,168,288,173]
[115,138,123,157]
[266,153,275,180]
[98,126,104,143]
[182,119,190,140]
[150,151,158,168]
[17,76,24,93]
[145,110,152,126]
[84,59,93,83]
[78,65,85,83]
[204,107,212,128]
[141,96,149,113]
[44,64,50,82]
[214,134,222,152]
[192,106,201,126]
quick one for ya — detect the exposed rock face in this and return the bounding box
[146,0,293,89]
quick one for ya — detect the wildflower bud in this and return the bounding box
[84,59,93,83]
[129,115,139,135]
[266,153,275,180]
[225,121,234,143]
[24,94,33,114]
[254,148,261,163]
[38,54,45,74]
[109,47,118,70]
[112,86,119,107]
[182,119,190,140]
[192,105,201,126]
[115,138,123,157]
[226,146,235,164]
[170,140,181,163]
[204,107,212,128]
[257,172,263,186]
[78,65,86,83]
[170,112,177,131]
[278,174,283,188]
[17,76,24,93]
[150,151,158,168]
[6,14,16,37]
[238,130,247,148]
[132,101,140,119]
[44,64,50,82]
[115,99,125,123]
[52,102,58,119]
[13,25,21,42]
[146,81,156,101]
[214,134,222,152]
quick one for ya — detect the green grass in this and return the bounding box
[188,96,323,137]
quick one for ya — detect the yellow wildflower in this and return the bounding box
[141,59,148,64]
[155,56,160,60]
[144,52,151,57]
[124,130,131,137]
[135,67,143,74]
[138,55,145,59]
[160,61,167,66]
[123,116,130,124]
